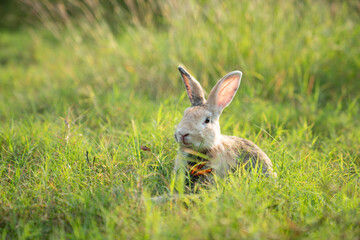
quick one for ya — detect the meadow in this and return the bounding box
[0,0,359,239]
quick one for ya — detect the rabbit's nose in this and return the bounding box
[179,132,189,139]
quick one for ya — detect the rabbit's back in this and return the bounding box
[211,135,276,177]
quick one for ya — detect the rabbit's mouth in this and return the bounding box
[181,137,191,146]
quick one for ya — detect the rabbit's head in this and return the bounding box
[175,66,242,151]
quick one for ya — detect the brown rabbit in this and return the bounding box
[174,66,276,186]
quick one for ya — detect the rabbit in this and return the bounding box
[174,66,277,187]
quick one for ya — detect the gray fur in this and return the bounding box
[175,67,277,186]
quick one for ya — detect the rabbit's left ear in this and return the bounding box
[206,71,242,116]
[178,66,206,106]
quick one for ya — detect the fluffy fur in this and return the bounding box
[174,66,277,181]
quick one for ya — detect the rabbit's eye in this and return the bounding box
[204,117,210,124]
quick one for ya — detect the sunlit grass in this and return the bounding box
[0,0,359,239]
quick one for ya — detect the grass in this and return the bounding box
[0,0,360,239]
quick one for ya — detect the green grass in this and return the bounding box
[1,0,360,239]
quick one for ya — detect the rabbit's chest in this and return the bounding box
[176,148,238,186]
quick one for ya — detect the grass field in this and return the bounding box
[1,0,360,239]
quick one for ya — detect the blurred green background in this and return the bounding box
[0,0,359,239]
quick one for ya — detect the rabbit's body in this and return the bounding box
[175,133,276,180]
[174,66,276,185]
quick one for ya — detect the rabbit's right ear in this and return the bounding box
[206,71,242,116]
[178,66,206,106]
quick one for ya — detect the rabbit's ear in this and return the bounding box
[178,66,206,106]
[207,71,242,115]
